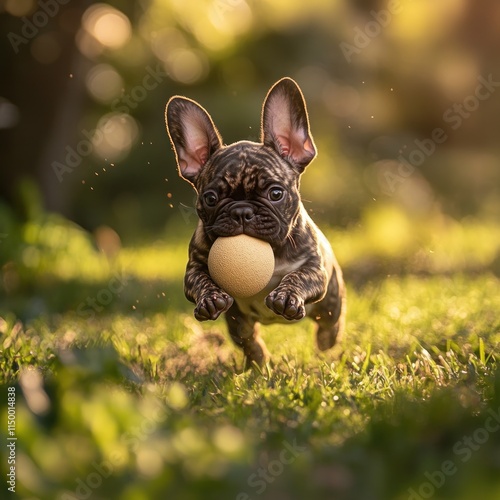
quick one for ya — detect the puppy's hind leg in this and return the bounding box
[225,303,270,370]
[310,270,346,351]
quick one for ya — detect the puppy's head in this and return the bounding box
[165,78,316,248]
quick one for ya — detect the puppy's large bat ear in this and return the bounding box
[261,77,317,171]
[165,96,223,184]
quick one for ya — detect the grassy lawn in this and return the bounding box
[1,206,500,500]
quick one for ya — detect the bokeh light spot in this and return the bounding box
[83,4,131,49]
[150,27,187,62]
[5,0,34,17]
[30,33,62,64]
[209,0,253,36]
[20,368,50,416]
[166,49,208,84]
[0,99,20,129]
[92,113,139,161]
[213,426,245,455]
[136,448,163,478]
[85,64,123,103]
[76,28,103,59]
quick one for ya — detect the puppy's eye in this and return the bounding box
[268,187,284,202]
[203,191,218,207]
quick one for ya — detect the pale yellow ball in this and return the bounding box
[208,235,275,298]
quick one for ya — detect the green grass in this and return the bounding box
[1,204,500,499]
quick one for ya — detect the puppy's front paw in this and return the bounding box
[266,288,305,321]
[194,290,233,321]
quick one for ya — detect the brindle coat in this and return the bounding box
[165,78,345,369]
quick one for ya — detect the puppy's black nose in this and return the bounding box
[230,205,255,223]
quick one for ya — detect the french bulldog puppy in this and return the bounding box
[165,78,345,369]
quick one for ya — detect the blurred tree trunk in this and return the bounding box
[0,1,90,218]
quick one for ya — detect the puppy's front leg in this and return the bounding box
[225,302,270,370]
[266,258,328,321]
[184,245,233,321]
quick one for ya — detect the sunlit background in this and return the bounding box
[0,0,499,244]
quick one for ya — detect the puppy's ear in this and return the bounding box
[261,77,316,171]
[165,97,223,184]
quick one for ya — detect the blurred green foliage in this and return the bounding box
[1,0,500,240]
